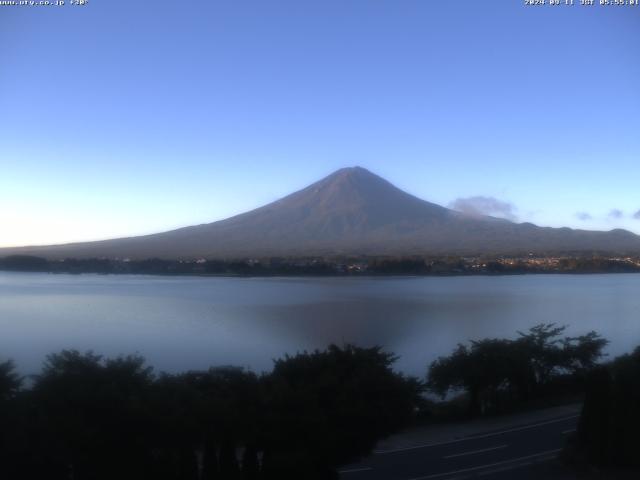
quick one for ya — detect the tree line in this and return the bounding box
[3,254,640,277]
[0,325,633,478]
[0,345,422,480]
[427,324,640,472]
[426,324,608,416]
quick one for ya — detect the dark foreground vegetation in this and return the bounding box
[0,345,421,480]
[426,324,608,417]
[428,325,640,474]
[567,346,640,471]
[2,254,640,277]
[1,326,637,478]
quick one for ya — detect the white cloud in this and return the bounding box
[608,209,624,220]
[449,196,517,221]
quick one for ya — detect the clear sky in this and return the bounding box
[1,0,639,247]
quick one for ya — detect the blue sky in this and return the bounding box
[1,0,639,247]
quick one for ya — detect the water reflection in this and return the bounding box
[0,272,639,376]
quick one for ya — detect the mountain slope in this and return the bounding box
[3,167,640,259]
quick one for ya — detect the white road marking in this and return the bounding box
[339,466,373,474]
[406,448,562,480]
[375,415,579,454]
[478,461,532,477]
[443,444,507,459]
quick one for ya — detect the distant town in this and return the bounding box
[2,253,640,276]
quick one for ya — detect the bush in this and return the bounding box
[0,345,422,480]
[575,347,640,468]
[427,324,608,416]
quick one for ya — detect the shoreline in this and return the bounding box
[2,268,640,279]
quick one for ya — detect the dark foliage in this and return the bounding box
[3,254,640,277]
[0,360,21,401]
[574,347,640,468]
[261,345,423,478]
[427,324,608,415]
[0,255,49,271]
[0,360,24,479]
[0,345,421,480]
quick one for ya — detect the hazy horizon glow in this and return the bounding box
[2,1,639,248]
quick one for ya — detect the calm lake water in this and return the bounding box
[1,272,639,376]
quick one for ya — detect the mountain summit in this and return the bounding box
[3,167,640,259]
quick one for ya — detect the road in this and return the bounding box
[339,414,578,480]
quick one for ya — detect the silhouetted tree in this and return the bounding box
[0,360,21,401]
[28,350,155,480]
[1,345,424,479]
[0,360,23,479]
[155,367,262,480]
[515,323,568,387]
[561,331,609,375]
[261,344,423,479]
[427,325,608,415]
[575,347,640,469]
[427,340,529,415]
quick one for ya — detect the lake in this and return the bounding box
[1,272,639,377]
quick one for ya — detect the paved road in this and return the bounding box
[339,414,578,480]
